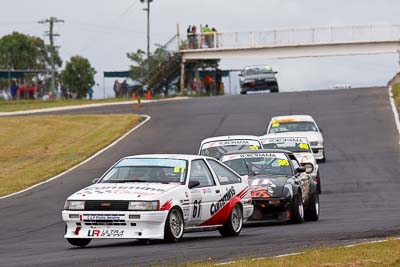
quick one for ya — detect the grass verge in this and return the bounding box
[392,83,400,108]
[0,98,132,112]
[0,114,142,197]
[182,239,400,267]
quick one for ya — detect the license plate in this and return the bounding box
[84,215,123,221]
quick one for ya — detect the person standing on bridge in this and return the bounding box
[202,24,211,48]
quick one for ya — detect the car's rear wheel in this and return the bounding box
[290,194,304,224]
[67,238,91,247]
[219,204,243,237]
[164,207,184,243]
[305,193,320,221]
[240,90,247,95]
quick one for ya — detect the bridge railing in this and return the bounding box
[181,25,400,51]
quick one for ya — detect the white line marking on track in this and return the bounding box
[0,97,190,116]
[0,115,151,200]
[388,85,400,144]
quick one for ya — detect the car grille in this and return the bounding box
[84,200,129,211]
[310,141,318,146]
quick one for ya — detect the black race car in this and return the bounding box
[221,149,319,223]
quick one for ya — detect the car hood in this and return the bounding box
[248,175,289,197]
[243,73,275,80]
[67,182,181,201]
[266,131,323,143]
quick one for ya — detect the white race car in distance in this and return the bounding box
[260,136,321,193]
[265,115,326,162]
[198,135,263,160]
[62,155,253,247]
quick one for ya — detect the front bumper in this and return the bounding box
[62,210,168,240]
[311,146,325,160]
[246,198,290,223]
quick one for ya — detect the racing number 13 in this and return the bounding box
[193,200,202,218]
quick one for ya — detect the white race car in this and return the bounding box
[198,135,263,160]
[62,154,253,247]
[265,115,325,162]
[260,136,321,193]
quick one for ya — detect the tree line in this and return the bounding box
[0,32,95,99]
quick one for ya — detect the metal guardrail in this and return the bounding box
[181,25,400,51]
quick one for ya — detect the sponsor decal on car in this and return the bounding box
[202,140,261,149]
[87,229,124,238]
[210,186,236,216]
[262,137,308,144]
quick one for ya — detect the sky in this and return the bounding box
[1,0,400,97]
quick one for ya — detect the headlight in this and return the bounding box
[128,201,159,211]
[302,163,314,173]
[310,141,318,146]
[64,200,85,210]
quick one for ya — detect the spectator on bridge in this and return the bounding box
[191,25,198,48]
[202,24,212,48]
[113,80,120,98]
[10,80,18,99]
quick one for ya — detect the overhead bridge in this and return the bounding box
[180,25,400,60]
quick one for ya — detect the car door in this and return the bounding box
[206,159,244,214]
[186,159,221,227]
[289,154,310,202]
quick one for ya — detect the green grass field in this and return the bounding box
[0,114,142,196]
[182,239,400,267]
[392,83,400,108]
[0,98,133,112]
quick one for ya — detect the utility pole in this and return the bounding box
[140,0,153,81]
[39,17,64,96]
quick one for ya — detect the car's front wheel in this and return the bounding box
[219,204,243,237]
[305,193,320,221]
[164,207,184,243]
[290,194,304,224]
[67,238,91,247]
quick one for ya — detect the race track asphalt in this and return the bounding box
[1,87,399,267]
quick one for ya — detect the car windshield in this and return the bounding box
[100,158,188,184]
[222,152,293,176]
[244,66,273,76]
[268,121,317,134]
[200,139,262,159]
[262,137,312,153]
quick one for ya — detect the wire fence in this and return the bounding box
[181,25,400,50]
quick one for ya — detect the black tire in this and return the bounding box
[240,90,247,95]
[270,86,279,93]
[316,171,322,194]
[164,207,184,243]
[290,194,304,224]
[218,204,243,237]
[67,238,91,247]
[305,194,320,221]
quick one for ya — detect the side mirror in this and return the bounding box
[319,127,323,133]
[92,178,100,184]
[296,167,306,173]
[274,71,278,74]
[188,180,200,189]
[238,73,242,77]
